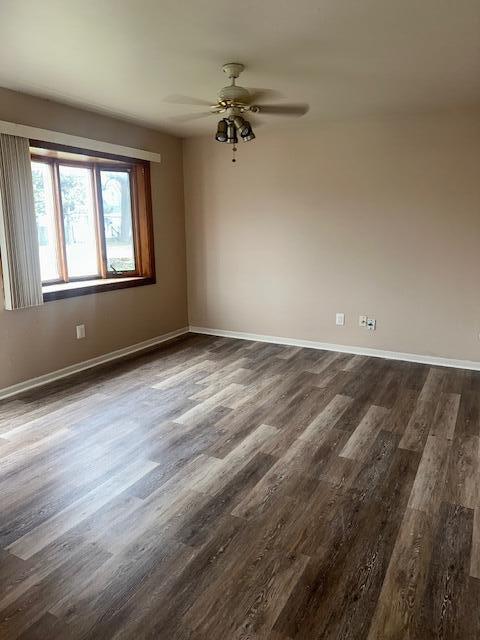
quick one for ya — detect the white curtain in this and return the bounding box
[0,134,43,310]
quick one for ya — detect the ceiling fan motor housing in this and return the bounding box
[218,62,250,105]
[217,84,251,104]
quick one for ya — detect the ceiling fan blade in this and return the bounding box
[164,94,213,107]
[169,111,214,122]
[246,88,284,103]
[256,103,309,116]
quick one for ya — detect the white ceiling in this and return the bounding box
[1,0,479,137]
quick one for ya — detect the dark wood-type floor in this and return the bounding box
[1,334,480,639]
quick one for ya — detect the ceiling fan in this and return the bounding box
[167,63,309,162]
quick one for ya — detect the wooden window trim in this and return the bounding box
[29,139,147,165]
[30,140,156,302]
[42,276,155,302]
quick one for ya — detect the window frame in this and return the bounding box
[30,140,156,301]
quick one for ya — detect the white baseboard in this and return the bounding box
[190,325,480,371]
[0,327,189,400]
[3,323,478,400]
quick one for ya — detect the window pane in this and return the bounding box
[59,165,99,278]
[100,170,136,272]
[31,161,59,282]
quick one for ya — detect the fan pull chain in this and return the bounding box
[232,144,237,163]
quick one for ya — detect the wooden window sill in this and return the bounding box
[42,276,155,302]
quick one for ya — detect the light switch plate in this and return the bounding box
[336,313,345,326]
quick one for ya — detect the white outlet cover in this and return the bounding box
[76,324,86,339]
[359,315,367,327]
[336,313,345,326]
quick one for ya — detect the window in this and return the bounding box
[30,141,155,301]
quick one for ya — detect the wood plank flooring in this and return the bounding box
[1,333,479,639]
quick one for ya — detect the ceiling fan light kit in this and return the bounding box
[171,62,308,163]
[226,121,238,145]
[215,119,228,142]
[233,116,255,142]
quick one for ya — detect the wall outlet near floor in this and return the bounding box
[336,313,345,326]
[76,324,86,340]
[367,318,376,331]
[359,315,367,327]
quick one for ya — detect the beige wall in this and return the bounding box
[0,88,188,390]
[1,93,479,391]
[184,111,480,362]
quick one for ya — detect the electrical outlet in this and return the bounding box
[336,313,345,326]
[367,318,376,331]
[359,315,367,327]
[76,324,86,339]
